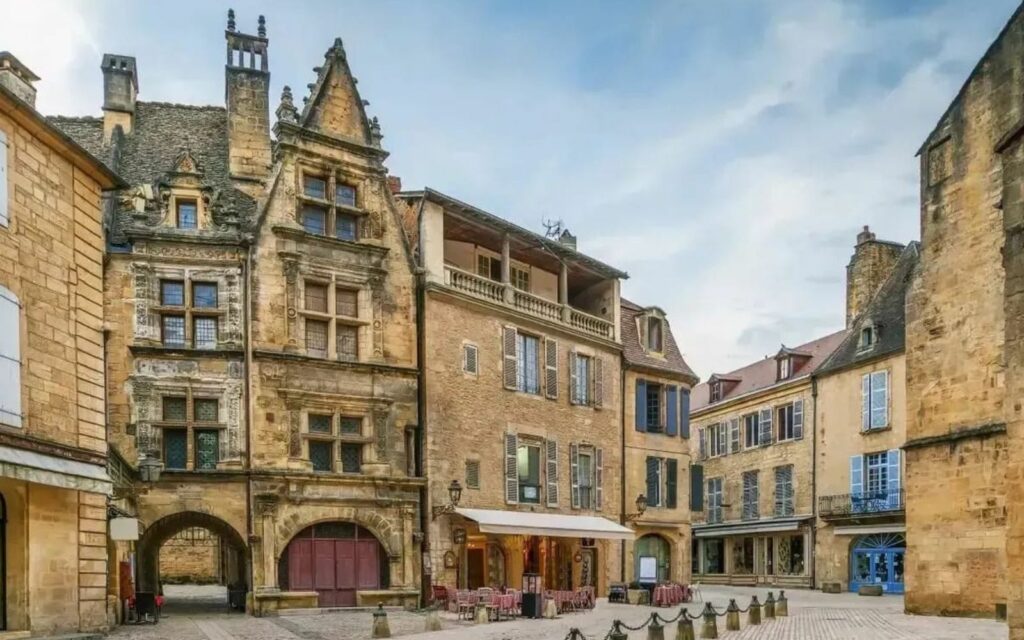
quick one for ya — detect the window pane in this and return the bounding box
[305,319,328,357]
[164,429,188,469]
[193,317,217,349]
[516,334,540,394]
[303,175,327,199]
[575,355,590,404]
[305,283,328,312]
[336,184,356,207]
[339,416,361,435]
[338,324,358,359]
[192,283,217,308]
[162,396,187,422]
[162,315,185,346]
[336,213,358,241]
[194,398,218,422]
[646,384,661,430]
[309,414,333,434]
[161,281,185,306]
[195,430,219,470]
[336,288,358,317]
[511,267,530,291]
[648,317,663,351]
[341,443,362,473]
[301,205,327,235]
[309,440,333,472]
[517,444,540,502]
[176,200,197,229]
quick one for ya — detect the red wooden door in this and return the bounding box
[284,525,381,607]
[335,540,357,606]
[288,540,314,591]
[314,540,338,606]
[356,539,380,590]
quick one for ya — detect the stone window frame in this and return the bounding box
[167,189,207,230]
[152,386,227,472]
[156,276,224,349]
[302,409,372,474]
[298,273,370,362]
[295,162,367,242]
[461,341,479,376]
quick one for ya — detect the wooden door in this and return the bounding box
[285,529,380,607]
[467,548,485,589]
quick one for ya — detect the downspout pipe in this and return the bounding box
[620,364,627,583]
[810,375,818,590]
[244,243,255,596]
[415,267,430,605]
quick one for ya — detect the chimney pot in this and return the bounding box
[387,176,402,194]
[0,52,40,107]
[856,225,876,245]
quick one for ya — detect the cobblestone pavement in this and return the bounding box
[108,584,1007,640]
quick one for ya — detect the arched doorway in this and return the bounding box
[850,533,905,594]
[635,534,671,584]
[136,511,249,613]
[278,522,388,607]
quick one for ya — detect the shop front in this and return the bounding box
[691,518,812,588]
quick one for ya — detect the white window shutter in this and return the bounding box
[0,285,22,427]
[861,373,870,430]
[871,370,889,428]
[593,358,604,409]
[595,448,604,509]
[502,326,518,390]
[0,129,8,227]
[759,408,773,445]
[545,439,559,507]
[504,432,519,504]
[544,338,558,399]
[569,443,580,509]
[568,349,578,404]
[793,399,804,439]
[729,418,740,454]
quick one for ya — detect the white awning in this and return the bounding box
[834,524,905,536]
[693,517,809,538]
[455,508,635,540]
[0,445,112,494]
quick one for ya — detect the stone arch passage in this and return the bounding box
[136,511,250,603]
[635,533,672,584]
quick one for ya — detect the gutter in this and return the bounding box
[810,375,818,590]
[244,242,255,596]
[619,363,627,583]
[414,201,431,606]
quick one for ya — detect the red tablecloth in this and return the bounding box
[653,584,688,607]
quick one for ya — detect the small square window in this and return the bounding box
[176,199,198,229]
[339,416,361,435]
[336,288,358,317]
[162,315,186,346]
[309,440,334,472]
[193,317,218,349]
[859,326,875,350]
[340,443,362,473]
[336,184,357,208]
[338,324,358,359]
[194,398,219,422]
[309,414,333,434]
[304,283,328,313]
[161,280,185,306]
[301,205,327,235]
[336,213,358,241]
[162,396,187,422]
[305,319,328,357]
[192,283,218,308]
[303,175,327,200]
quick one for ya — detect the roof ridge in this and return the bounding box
[137,101,226,112]
[47,115,102,122]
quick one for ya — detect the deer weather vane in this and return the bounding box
[542,218,565,240]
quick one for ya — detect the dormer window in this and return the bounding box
[646,316,663,352]
[778,357,792,381]
[710,381,722,403]
[859,325,877,351]
[176,199,198,229]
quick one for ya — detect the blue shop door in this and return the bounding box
[849,534,905,594]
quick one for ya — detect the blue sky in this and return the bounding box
[1,0,1017,375]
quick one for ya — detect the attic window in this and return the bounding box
[710,381,722,403]
[176,199,198,229]
[859,325,877,351]
[646,316,663,352]
[777,357,792,381]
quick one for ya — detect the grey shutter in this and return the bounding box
[645,456,660,507]
[793,399,804,439]
[545,338,559,399]
[729,418,740,453]
[635,380,647,431]
[698,427,706,460]
[595,448,604,509]
[773,467,784,516]
[568,349,578,404]
[861,373,871,430]
[593,357,604,409]
[666,459,678,509]
[463,344,478,374]
[690,464,704,511]
[665,385,678,436]
[502,326,518,390]
[505,432,519,504]
[546,439,559,507]
[717,424,727,455]
[759,408,773,445]
[0,129,8,227]
[680,389,690,438]
[569,443,580,508]
[0,285,22,427]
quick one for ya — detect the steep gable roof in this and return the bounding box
[620,299,697,382]
[299,38,376,146]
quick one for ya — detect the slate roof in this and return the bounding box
[690,329,848,413]
[815,242,920,376]
[620,299,698,382]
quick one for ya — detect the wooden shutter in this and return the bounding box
[463,344,478,374]
[593,358,604,409]
[717,424,727,455]
[645,456,660,507]
[680,389,690,438]
[595,448,604,509]
[729,418,740,454]
[887,449,901,508]
[546,439,559,507]
[635,380,647,431]
[0,285,21,427]
[0,129,8,227]
[861,373,870,431]
[690,464,704,511]
[793,399,804,440]
[505,432,519,504]
[545,338,559,399]
[569,443,580,509]
[850,454,863,497]
[698,427,706,460]
[773,466,785,516]
[568,351,578,404]
[758,408,773,445]
[666,459,678,509]
[502,326,518,390]
[665,386,678,436]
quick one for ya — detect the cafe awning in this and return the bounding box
[0,445,112,495]
[692,516,811,538]
[455,507,635,540]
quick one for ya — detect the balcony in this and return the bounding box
[818,489,905,523]
[444,266,616,341]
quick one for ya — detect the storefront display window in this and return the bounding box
[703,538,725,574]
[778,534,804,575]
[733,537,755,574]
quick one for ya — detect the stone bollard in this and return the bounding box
[764,591,776,619]
[700,602,718,639]
[648,613,665,640]
[543,597,559,619]
[676,613,696,640]
[776,590,789,617]
[747,595,762,626]
[725,599,740,631]
[474,602,490,624]
[424,607,442,631]
[372,604,391,638]
[609,620,629,640]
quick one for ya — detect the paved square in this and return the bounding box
[109,585,1007,640]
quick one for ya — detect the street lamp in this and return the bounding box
[431,480,463,520]
[625,493,648,522]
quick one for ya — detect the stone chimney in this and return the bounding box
[101,54,138,141]
[387,176,402,194]
[558,229,577,251]
[846,225,904,326]
[0,52,40,107]
[225,10,272,191]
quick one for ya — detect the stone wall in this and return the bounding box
[845,232,903,326]
[159,533,222,584]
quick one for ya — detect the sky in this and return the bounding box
[0,0,1017,376]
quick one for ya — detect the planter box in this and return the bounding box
[858,585,884,596]
[627,589,650,605]
[821,582,842,594]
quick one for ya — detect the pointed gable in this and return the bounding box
[300,38,375,145]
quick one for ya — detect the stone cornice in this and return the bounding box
[902,422,1007,450]
[0,429,107,467]
[252,349,418,377]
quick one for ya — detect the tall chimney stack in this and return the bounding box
[845,225,904,326]
[101,54,138,141]
[225,9,271,193]
[0,52,40,107]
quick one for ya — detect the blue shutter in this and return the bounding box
[887,449,901,508]
[635,380,647,431]
[665,386,678,436]
[850,455,863,497]
[680,389,691,438]
[646,456,660,507]
[690,464,704,511]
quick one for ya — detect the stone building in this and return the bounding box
[689,330,846,588]
[904,3,1024,621]
[398,189,632,596]
[52,12,422,614]
[0,53,122,634]
[620,300,697,586]
[813,232,918,595]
